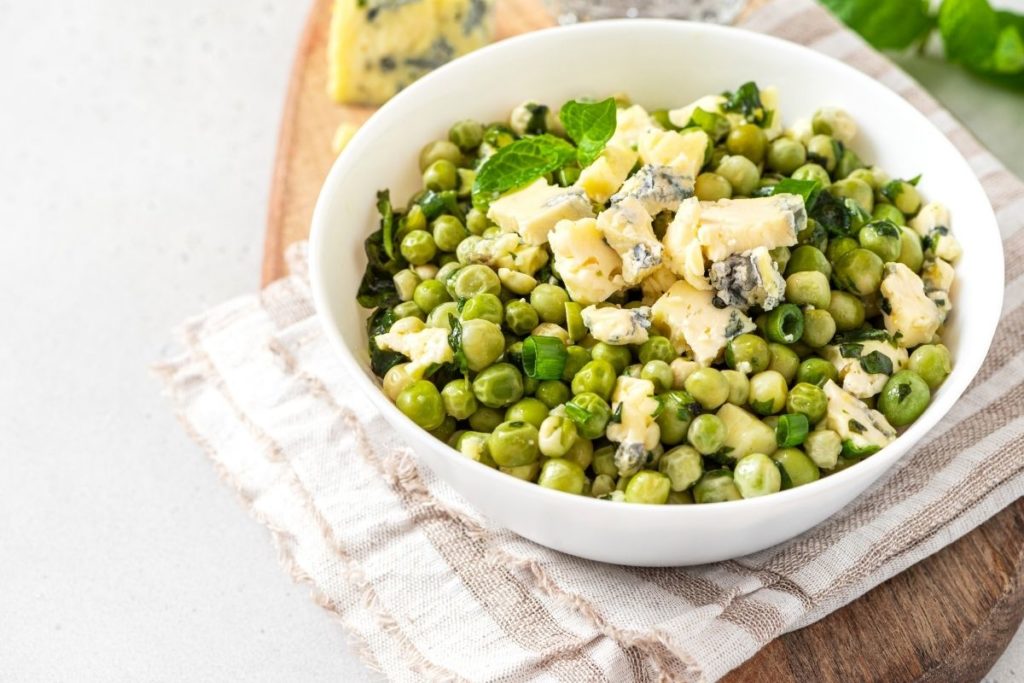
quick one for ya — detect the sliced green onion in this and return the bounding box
[766,304,805,344]
[564,400,593,424]
[776,413,809,448]
[564,302,586,343]
[522,335,567,380]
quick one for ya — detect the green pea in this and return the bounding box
[872,202,905,226]
[830,178,874,213]
[452,264,501,299]
[726,123,768,164]
[827,291,865,332]
[559,345,591,383]
[566,392,612,439]
[766,137,807,174]
[530,284,569,324]
[592,445,617,477]
[685,368,731,410]
[835,148,864,179]
[461,292,503,324]
[487,420,540,467]
[441,379,478,420]
[431,215,467,252]
[505,397,549,429]
[426,301,460,331]
[834,248,884,296]
[393,269,421,302]
[571,359,618,400]
[423,159,457,192]
[472,363,524,409]
[499,461,541,482]
[695,172,733,201]
[787,245,832,278]
[688,413,727,455]
[733,453,782,498]
[796,219,828,252]
[468,407,503,433]
[463,208,488,236]
[722,370,750,406]
[400,230,437,266]
[826,236,858,265]
[460,318,505,372]
[748,370,788,416]
[501,300,536,337]
[785,271,831,309]
[449,119,484,150]
[806,134,838,172]
[908,344,952,390]
[725,333,770,374]
[658,445,703,491]
[641,361,674,393]
[768,343,801,384]
[801,309,836,348]
[897,227,924,272]
[885,180,922,215]
[411,279,450,314]
[396,380,446,430]
[846,168,877,189]
[668,490,695,504]
[624,471,671,504]
[716,155,760,196]
[656,390,697,446]
[765,303,804,344]
[455,236,481,265]
[589,473,615,498]
[534,380,570,409]
[536,458,586,494]
[693,469,742,503]
[393,301,425,320]
[402,204,428,236]
[591,342,632,374]
[796,357,838,386]
[877,370,931,427]
[786,382,828,424]
[770,246,792,274]
[537,413,578,457]
[771,448,820,488]
[429,416,457,442]
[563,302,586,342]
[419,139,461,171]
[638,336,675,364]
[858,220,901,262]
[791,162,831,186]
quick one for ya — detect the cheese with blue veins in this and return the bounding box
[549,218,624,305]
[375,317,453,377]
[487,178,594,245]
[661,197,711,291]
[607,376,661,477]
[610,164,694,215]
[327,0,494,105]
[708,246,785,312]
[581,305,652,345]
[921,257,955,322]
[880,262,941,348]
[608,104,658,150]
[695,195,804,262]
[637,129,709,179]
[576,145,638,204]
[651,280,756,364]
[596,197,663,285]
[823,380,897,454]
[910,201,962,263]
[822,339,908,398]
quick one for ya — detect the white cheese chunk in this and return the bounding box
[823,380,897,455]
[910,202,961,263]
[823,339,908,399]
[375,318,453,377]
[487,178,593,245]
[609,104,658,150]
[921,257,955,322]
[785,117,814,145]
[661,197,711,290]
[651,280,756,364]
[696,195,804,262]
[581,305,652,346]
[812,106,857,144]
[610,164,694,215]
[575,144,638,204]
[637,128,709,179]
[607,376,661,477]
[760,86,784,141]
[880,262,942,348]
[549,217,624,305]
[596,197,663,285]
[667,94,726,129]
[708,246,785,312]
[909,202,949,237]
[639,266,678,306]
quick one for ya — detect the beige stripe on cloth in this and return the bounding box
[155,0,1024,680]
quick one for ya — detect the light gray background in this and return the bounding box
[0,1,1020,680]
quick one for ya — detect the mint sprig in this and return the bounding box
[559,98,618,167]
[471,134,575,205]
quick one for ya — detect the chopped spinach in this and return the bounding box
[366,307,404,377]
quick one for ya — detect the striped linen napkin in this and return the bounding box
[155,1,1024,679]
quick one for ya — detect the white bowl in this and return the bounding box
[309,20,1003,566]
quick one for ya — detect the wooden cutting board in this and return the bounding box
[262,0,1024,679]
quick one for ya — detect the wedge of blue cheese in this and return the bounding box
[910,202,962,263]
[576,145,638,204]
[610,164,694,216]
[606,376,661,477]
[880,262,942,348]
[921,257,955,322]
[661,197,711,291]
[328,0,494,105]
[651,280,756,364]
[461,231,549,276]
[581,305,652,345]
[637,128,709,179]
[596,197,663,285]
[822,339,908,398]
[823,380,897,456]
[695,195,804,262]
[487,178,594,245]
[708,246,785,312]
[608,104,658,150]
[549,218,624,305]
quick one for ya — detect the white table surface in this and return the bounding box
[0,1,1020,680]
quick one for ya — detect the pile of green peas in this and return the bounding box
[360,93,956,505]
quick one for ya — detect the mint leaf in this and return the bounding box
[939,0,1024,77]
[721,82,769,127]
[860,350,894,375]
[472,134,575,205]
[821,0,933,50]
[559,98,617,167]
[994,24,1024,73]
[771,178,822,208]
